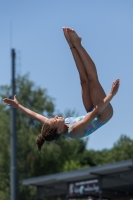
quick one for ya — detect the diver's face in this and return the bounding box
[48,116,65,134]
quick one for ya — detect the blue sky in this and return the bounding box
[0,0,133,150]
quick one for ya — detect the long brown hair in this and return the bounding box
[36,122,61,151]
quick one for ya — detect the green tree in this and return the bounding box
[63,159,81,171]
[85,135,133,166]
[0,104,10,200]
[106,135,133,163]
[87,148,110,166]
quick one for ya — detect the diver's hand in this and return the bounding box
[110,79,120,96]
[3,95,19,108]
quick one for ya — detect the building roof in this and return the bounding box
[22,159,133,199]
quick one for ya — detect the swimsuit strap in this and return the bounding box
[67,124,73,138]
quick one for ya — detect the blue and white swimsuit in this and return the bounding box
[62,111,105,139]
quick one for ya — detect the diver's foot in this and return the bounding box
[62,27,74,48]
[67,27,82,47]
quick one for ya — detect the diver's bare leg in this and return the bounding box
[63,27,93,111]
[68,28,113,123]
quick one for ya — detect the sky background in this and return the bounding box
[0,0,133,150]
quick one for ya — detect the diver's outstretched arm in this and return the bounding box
[3,95,48,124]
[71,79,120,133]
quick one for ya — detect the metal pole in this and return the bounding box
[10,49,18,200]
